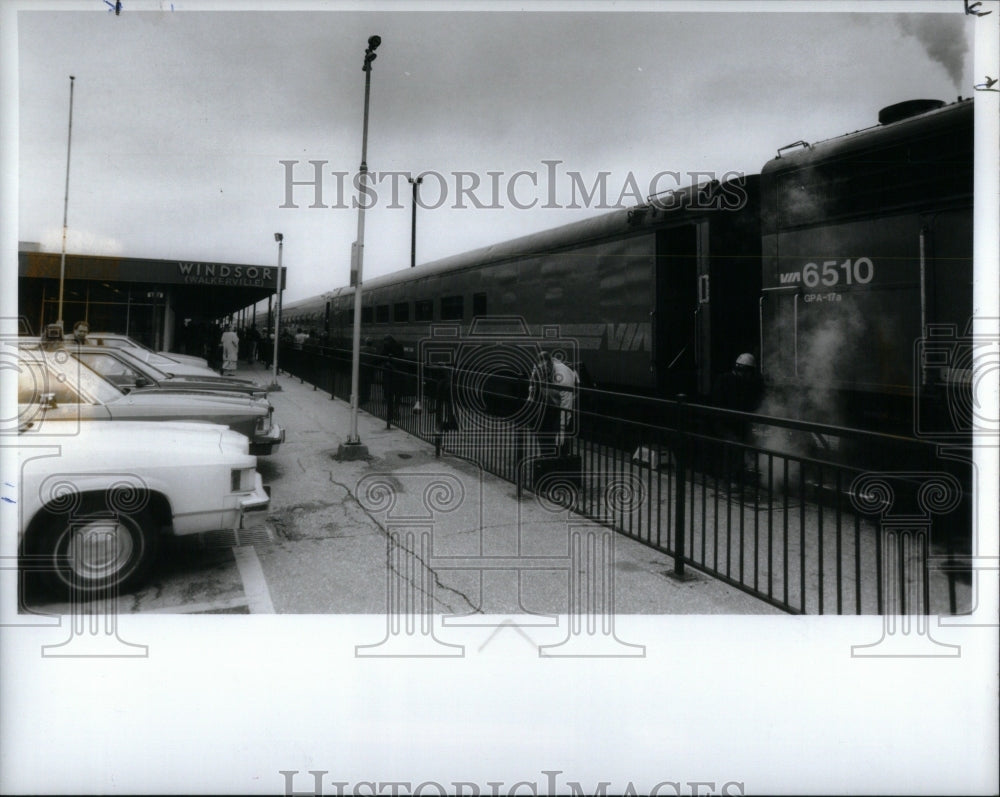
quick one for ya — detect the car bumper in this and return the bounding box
[249,423,284,455]
[172,472,270,537]
[239,472,271,528]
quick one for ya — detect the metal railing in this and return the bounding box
[275,341,972,615]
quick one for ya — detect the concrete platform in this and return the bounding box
[243,360,782,616]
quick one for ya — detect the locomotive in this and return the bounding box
[280,97,974,436]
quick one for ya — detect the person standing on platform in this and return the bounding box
[527,351,562,457]
[247,324,262,364]
[220,325,239,376]
[551,356,579,455]
[382,355,398,429]
[711,352,764,480]
[434,365,457,432]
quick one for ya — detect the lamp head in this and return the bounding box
[368,35,381,50]
[274,232,283,242]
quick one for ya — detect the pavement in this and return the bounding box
[243,358,782,616]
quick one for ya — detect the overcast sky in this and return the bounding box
[15,3,976,305]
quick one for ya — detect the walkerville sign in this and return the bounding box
[19,252,285,290]
[177,261,277,287]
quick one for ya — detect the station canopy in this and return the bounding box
[19,251,286,324]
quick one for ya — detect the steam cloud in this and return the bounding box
[754,303,868,482]
[896,14,968,90]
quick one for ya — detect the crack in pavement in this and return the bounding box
[329,473,481,615]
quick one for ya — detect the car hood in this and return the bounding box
[18,418,246,454]
[106,391,269,414]
[135,386,264,400]
[160,375,263,389]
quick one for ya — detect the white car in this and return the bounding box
[16,345,284,455]
[17,419,270,599]
[75,332,210,369]
[116,346,225,378]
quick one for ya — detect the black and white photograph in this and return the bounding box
[1,0,997,794]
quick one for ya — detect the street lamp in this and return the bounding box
[341,34,381,459]
[269,232,284,392]
[408,174,422,268]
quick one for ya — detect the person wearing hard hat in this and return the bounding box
[712,352,764,482]
[714,353,763,413]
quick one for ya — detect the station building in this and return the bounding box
[17,245,285,353]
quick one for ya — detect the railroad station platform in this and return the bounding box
[245,359,781,616]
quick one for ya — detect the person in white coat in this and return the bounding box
[220,325,239,376]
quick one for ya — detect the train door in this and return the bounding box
[924,208,973,334]
[654,222,704,397]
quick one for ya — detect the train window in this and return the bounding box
[361,307,373,323]
[346,308,354,324]
[394,302,410,322]
[441,295,464,321]
[415,300,434,322]
[376,304,389,323]
[473,292,487,317]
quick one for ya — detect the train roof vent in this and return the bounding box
[878,99,945,125]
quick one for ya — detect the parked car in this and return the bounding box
[59,343,268,398]
[15,345,284,455]
[114,345,228,378]
[72,331,210,369]
[17,419,270,598]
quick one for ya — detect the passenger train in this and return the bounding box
[279,98,974,436]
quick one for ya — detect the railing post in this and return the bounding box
[672,394,687,579]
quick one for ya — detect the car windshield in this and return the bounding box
[108,348,170,380]
[41,350,126,404]
[15,346,124,405]
[73,350,170,387]
[122,347,182,368]
[84,334,155,355]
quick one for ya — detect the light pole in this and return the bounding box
[408,175,422,268]
[56,75,76,330]
[341,34,381,458]
[269,233,284,392]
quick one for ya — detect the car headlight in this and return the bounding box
[255,412,272,434]
[231,467,256,492]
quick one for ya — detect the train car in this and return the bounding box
[759,98,973,432]
[273,97,973,435]
[323,174,761,401]
[279,294,328,336]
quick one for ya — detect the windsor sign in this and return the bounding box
[18,251,284,291]
[177,261,277,288]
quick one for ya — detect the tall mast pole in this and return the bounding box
[56,75,76,329]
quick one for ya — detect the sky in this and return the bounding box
[14,2,977,306]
